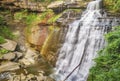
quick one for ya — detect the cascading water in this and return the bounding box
[53,0,120,81]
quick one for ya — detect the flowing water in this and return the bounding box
[54,0,120,81]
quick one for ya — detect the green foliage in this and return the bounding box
[0,48,9,58]
[0,48,9,54]
[14,11,26,20]
[104,0,120,13]
[48,14,61,24]
[25,13,38,25]
[88,26,120,81]
[39,11,48,20]
[14,11,38,25]
[39,10,54,20]
[0,13,15,43]
[0,26,15,39]
[0,36,6,44]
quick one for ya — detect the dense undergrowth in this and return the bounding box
[0,11,14,56]
[88,26,120,81]
[104,0,120,13]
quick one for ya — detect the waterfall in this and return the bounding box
[53,0,120,81]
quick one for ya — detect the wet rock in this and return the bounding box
[56,9,82,26]
[45,77,55,81]
[0,72,11,80]
[0,62,20,73]
[0,39,17,51]
[2,52,16,61]
[1,51,24,61]
[41,26,68,66]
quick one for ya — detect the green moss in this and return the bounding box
[25,13,38,25]
[39,10,54,21]
[0,48,9,54]
[39,12,49,20]
[48,14,62,24]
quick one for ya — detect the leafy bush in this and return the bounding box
[88,26,120,81]
[104,0,120,13]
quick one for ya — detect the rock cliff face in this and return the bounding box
[23,1,85,65]
[27,25,48,47]
[0,0,88,80]
[24,8,83,65]
[40,9,83,65]
[0,0,46,12]
[0,0,92,81]
[0,0,87,65]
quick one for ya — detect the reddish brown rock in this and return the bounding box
[27,26,48,47]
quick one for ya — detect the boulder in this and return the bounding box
[14,52,23,59]
[0,39,17,51]
[0,62,20,73]
[2,53,16,61]
[47,1,65,12]
[19,48,38,66]
[1,52,23,61]
[47,1,64,9]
